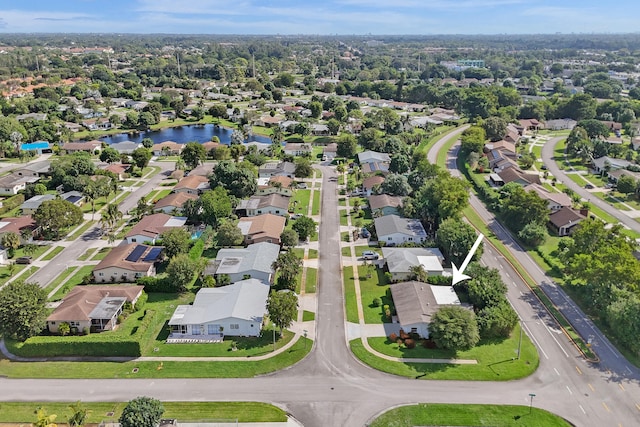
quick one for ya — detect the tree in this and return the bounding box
[166,254,200,292]
[267,290,298,336]
[209,161,257,199]
[216,220,244,247]
[292,215,316,241]
[131,147,152,169]
[518,222,547,247]
[34,407,57,427]
[159,227,191,259]
[389,153,411,174]
[560,93,597,121]
[380,173,412,196]
[460,126,486,154]
[67,401,91,427]
[280,228,299,248]
[200,187,233,228]
[141,138,154,149]
[99,146,120,164]
[577,119,611,139]
[33,199,83,239]
[308,101,322,119]
[336,134,357,158]
[428,306,480,351]
[477,301,519,339]
[101,203,122,233]
[617,175,636,195]
[58,321,70,337]
[498,183,549,233]
[0,280,47,341]
[294,158,313,178]
[0,231,20,257]
[181,142,206,169]
[119,396,164,427]
[482,116,507,142]
[272,251,302,291]
[435,219,483,266]
[466,265,508,310]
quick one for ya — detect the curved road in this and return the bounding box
[2,137,640,426]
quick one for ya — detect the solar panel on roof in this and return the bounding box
[65,196,82,204]
[143,247,163,262]
[125,245,146,262]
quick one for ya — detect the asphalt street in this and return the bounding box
[1,142,640,426]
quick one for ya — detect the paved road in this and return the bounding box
[25,161,175,288]
[541,136,640,234]
[2,140,640,426]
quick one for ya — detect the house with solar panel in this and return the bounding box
[93,243,163,282]
[125,213,187,244]
[167,278,269,341]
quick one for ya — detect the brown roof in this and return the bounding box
[188,163,215,177]
[201,141,222,152]
[126,213,176,239]
[363,175,385,190]
[238,214,285,241]
[154,192,198,210]
[368,194,403,210]
[0,216,35,234]
[323,143,338,153]
[524,183,572,208]
[63,141,102,151]
[549,207,585,228]
[94,243,159,272]
[259,193,290,210]
[47,285,144,322]
[268,175,293,188]
[497,168,540,185]
[103,163,129,175]
[153,141,182,151]
[175,175,209,190]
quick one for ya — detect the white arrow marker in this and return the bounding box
[451,233,484,285]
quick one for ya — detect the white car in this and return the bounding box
[362,250,379,260]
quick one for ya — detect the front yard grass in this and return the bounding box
[43,267,76,298]
[358,267,393,324]
[41,245,64,261]
[369,403,571,427]
[291,189,311,213]
[308,249,318,259]
[305,267,317,293]
[311,189,321,215]
[354,323,538,381]
[343,266,358,323]
[77,247,97,261]
[91,247,111,261]
[0,402,287,423]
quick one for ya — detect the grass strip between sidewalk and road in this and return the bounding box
[369,403,571,427]
[41,245,64,261]
[0,401,287,423]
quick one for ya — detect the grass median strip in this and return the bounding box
[41,245,64,261]
[343,266,359,323]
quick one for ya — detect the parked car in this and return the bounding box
[290,213,302,220]
[585,184,595,189]
[15,256,32,264]
[362,250,379,260]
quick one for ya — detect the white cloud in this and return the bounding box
[135,0,250,15]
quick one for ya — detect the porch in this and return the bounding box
[167,333,224,343]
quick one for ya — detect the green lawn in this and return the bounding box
[43,267,76,298]
[312,189,321,215]
[436,133,464,168]
[77,247,97,261]
[358,267,393,324]
[303,310,315,321]
[41,245,64,261]
[305,267,317,293]
[355,323,538,381]
[0,402,287,423]
[343,266,359,323]
[66,220,98,241]
[13,244,50,260]
[340,207,349,226]
[91,247,111,261]
[369,404,571,427]
[341,246,353,257]
[308,249,318,259]
[291,189,311,213]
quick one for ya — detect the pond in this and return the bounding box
[101,123,271,145]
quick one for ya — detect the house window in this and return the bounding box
[192,326,201,335]
[131,238,137,242]
[275,210,280,214]
[411,328,418,334]
[207,324,219,335]
[388,237,392,241]
[257,210,262,214]
[98,272,104,276]
[230,324,239,329]
[408,237,413,241]
[50,321,56,325]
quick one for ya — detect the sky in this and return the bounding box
[0,0,638,35]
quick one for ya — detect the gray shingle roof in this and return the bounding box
[374,215,426,238]
[168,278,269,325]
[382,247,444,274]
[215,242,280,276]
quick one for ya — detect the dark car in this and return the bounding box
[15,256,32,264]
[585,184,595,189]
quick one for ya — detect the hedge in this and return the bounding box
[8,336,141,357]
[188,239,204,260]
[0,194,25,215]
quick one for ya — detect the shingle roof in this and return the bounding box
[549,207,586,228]
[390,281,460,326]
[238,214,286,242]
[363,175,385,190]
[368,194,403,210]
[126,213,186,239]
[47,285,144,322]
[215,242,280,276]
[154,192,198,210]
[0,216,35,234]
[94,243,160,272]
[375,215,426,238]
[168,279,269,325]
[175,175,210,191]
[382,247,444,274]
[358,150,391,164]
[524,184,572,208]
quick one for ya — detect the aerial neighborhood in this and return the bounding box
[0,31,640,426]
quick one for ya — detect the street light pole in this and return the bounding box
[529,393,536,414]
[303,329,308,350]
[517,319,523,360]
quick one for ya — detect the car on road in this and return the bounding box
[362,250,379,260]
[15,256,32,264]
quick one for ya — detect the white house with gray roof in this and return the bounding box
[382,247,445,282]
[358,150,391,164]
[375,215,427,246]
[167,278,269,340]
[209,242,280,284]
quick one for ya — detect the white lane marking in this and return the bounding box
[626,366,633,374]
[554,368,560,376]
[579,405,586,414]
[538,314,569,358]
[522,320,549,360]
[566,385,573,395]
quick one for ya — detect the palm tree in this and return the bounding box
[1,232,20,258]
[67,401,91,427]
[101,204,122,233]
[33,407,57,427]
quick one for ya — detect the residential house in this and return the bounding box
[153,192,198,214]
[152,141,183,156]
[0,174,40,196]
[81,117,112,131]
[375,215,427,246]
[358,150,391,165]
[188,162,215,177]
[361,161,390,175]
[524,184,572,212]
[607,169,640,184]
[99,163,130,181]
[283,143,312,157]
[110,141,142,154]
[496,167,541,186]
[16,113,47,121]
[390,281,462,338]
[368,194,403,217]
[0,216,37,243]
[258,161,296,179]
[362,175,385,196]
[20,191,83,215]
[255,115,283,127]
[544,119,577,131]
[14,160,51,177]
[174,175,210,195]
[549,207,586,236]
[256,175,294,197]
[518,118,542,134]
[125,213,187,244]
[382,248,445,282]
[311,124,330,136]
[209,242,280,284]
[245,141,272,152]
[168,278,269,341]
[93,243,163,282]
[592,156,631,175]
[63,140,102,154]
[238,214,286,245]
[46,285,144,334]
[323,143,338,160]
[235,194,290,217]
[20,141,51,155]
[125,100,148,110]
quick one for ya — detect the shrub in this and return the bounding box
[405,339,416,349]
[388,332,398,342]
[372,297,381,307]
[134,292,148,310]
[399,329,410,340]
[0,194,25,215]
[427,275,452,286]
[7,337,141,357]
